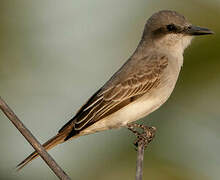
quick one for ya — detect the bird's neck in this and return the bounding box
[134,35,193,68]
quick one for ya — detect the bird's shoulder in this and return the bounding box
[101,51,169,94]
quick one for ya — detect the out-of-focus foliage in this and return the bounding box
[0,0,219,179]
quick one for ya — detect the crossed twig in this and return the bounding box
[0,96,156,180]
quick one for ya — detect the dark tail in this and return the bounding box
[16,133,67,171]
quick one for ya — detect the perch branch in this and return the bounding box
[0,96,71,180]
[128,123,156,180]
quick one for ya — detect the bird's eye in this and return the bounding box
[166,24,176,31]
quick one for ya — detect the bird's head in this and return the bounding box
[143,10,213,53]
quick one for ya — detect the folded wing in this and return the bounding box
[59,54,168,140]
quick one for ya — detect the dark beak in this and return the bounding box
[186,25,214,36]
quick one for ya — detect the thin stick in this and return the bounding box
[0,97,71,180]
[127,124,156,180]
[136,144,145,180]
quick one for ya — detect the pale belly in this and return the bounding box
[80,80,177,136]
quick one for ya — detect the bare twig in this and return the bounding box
[0,97,71,180]
[127,124,156,180]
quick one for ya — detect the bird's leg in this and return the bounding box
[127,123,156,149]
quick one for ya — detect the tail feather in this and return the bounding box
[16,133,66,171]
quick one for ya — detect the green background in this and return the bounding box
[0,0,219,179]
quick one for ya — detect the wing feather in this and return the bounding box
[60,53,168,140]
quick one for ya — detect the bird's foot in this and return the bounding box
[127,123,156,150]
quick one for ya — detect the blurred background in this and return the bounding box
[0,0,219,179]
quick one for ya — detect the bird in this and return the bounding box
[17,10,213,170]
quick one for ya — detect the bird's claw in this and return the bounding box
[127,123,156,150]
